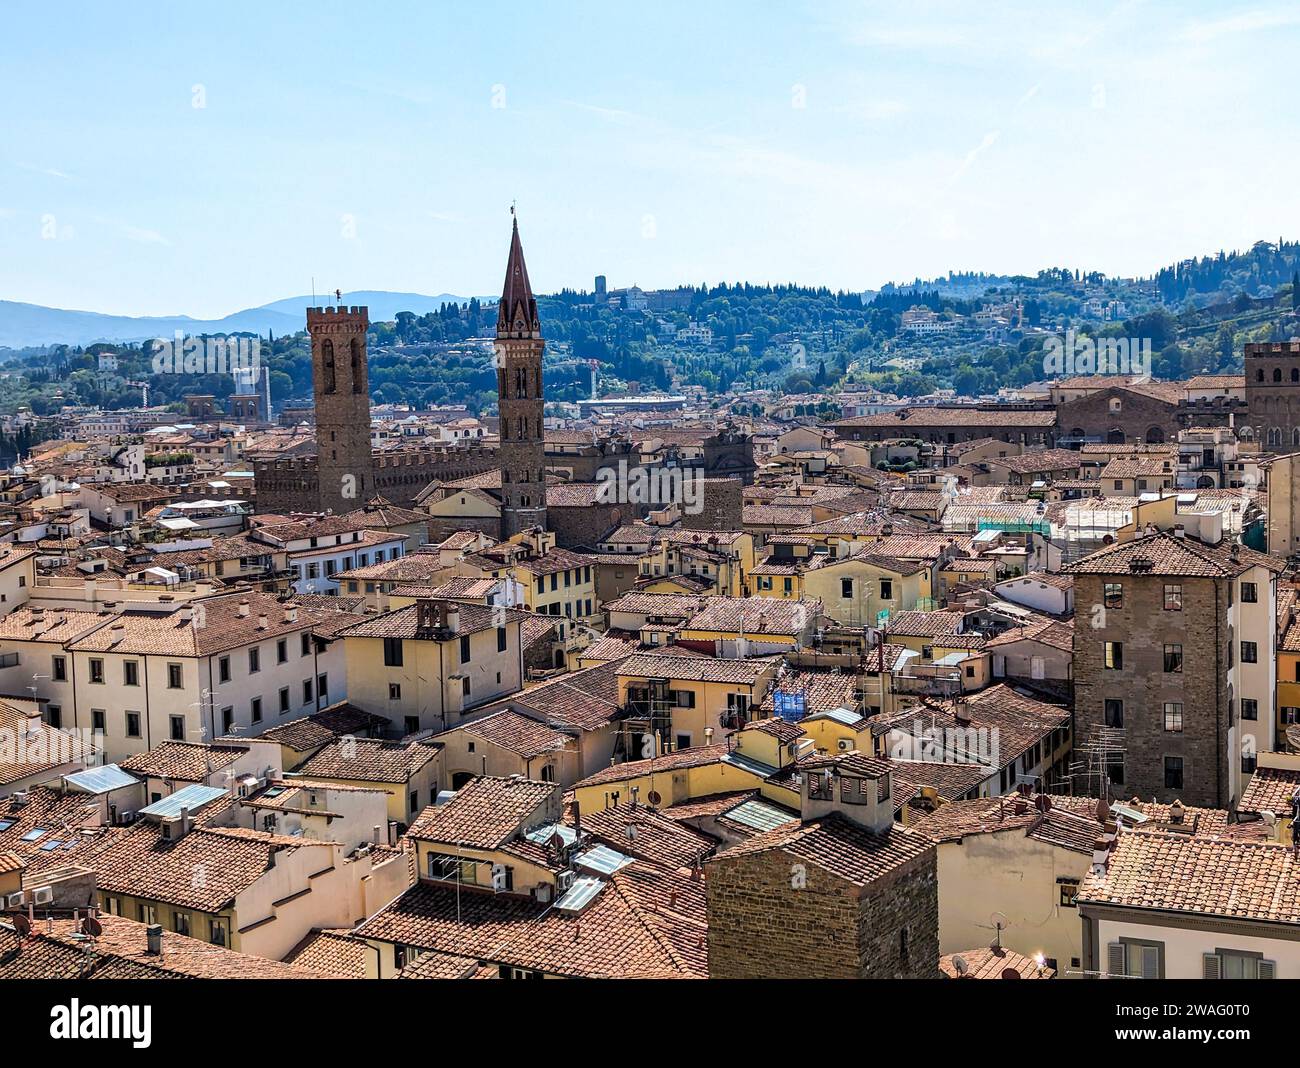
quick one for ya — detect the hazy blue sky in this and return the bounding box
[2,1,1298,317]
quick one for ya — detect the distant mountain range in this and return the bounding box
[0,291,480,350]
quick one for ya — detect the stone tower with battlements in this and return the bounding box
[308,305,372,514]
[496,218,547,539]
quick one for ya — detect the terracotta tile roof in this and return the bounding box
[577,803,715,870]
[759,670,859,718]
[295,737,439,784]
[890,759,990,802]
[257,704,391,754]
[0,786,106,874]
[512,658,629,731]
[0,606,106,644]
[406,775,556,850]
[66,592,344,658]
[118,741,249,784]
[336,601,533,640]
[939,945,1054,979]
[455,710,572,760]
[0,703,95,785]
[1062,530,1286,578]
[618,653,773,685]
[397,950,484,978]
[0,914,332,979]
[283,928,369,977]
[356,864,707,978]
[1099,456,1176,479]
[574,744,729,790]
[710,812,932,887]
[984,617,1074,652]
[885,609,968,637]
[603,592,708,619]
[1079,829,1300,924]
[86,822,327,912]
[682,597,820,636]
[657,791,759,822]
[1237,765,1300,817]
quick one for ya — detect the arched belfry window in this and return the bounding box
[351,338,362,393]
[322,340,336,393]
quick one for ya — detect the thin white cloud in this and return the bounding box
[119,224,171,246]
[949,130,1000,183]
[1180,8,1300,42]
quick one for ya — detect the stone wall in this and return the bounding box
[1072,571,1229,807]
[705,836,938,979]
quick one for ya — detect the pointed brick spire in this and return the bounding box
[497,214,540,338]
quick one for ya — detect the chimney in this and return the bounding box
[179,605,194,623]
[444,604,460,635]
[145,924,163,955]
[238,600,250,617]
[284,604,298,623]
[1169,799,1184,825]
[258,613,269,630]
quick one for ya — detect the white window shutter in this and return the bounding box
[1203,953,1222,980]
[1107,942,1126,978]
[1259,959,1276,979]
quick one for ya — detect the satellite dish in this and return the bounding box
[82,916,103,938]
[952,954,969,976]
[646,790,662,807]
[989,911,1008,929]
[1263,811,1278,829]
[1000,967,1023,979]
[12,914,31,938]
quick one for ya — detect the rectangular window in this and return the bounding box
[174,912,190,937]
[389,683,402,701]
[170,715,185,741]
[384,637,404,666]
[52,656,67,681]
[317,674,328,702]
[279,687,290,713]
[1242,640,1258,664]
[301,633,312,657]
[879,579,893,600]
[1242,698,1259,721]
[1104,699,1124,728]
[1241,581,1258,603]
[1104,641,1123,670]
[248,648,260,674]
[123,660,139,686]
[218,656,230,683]
[221,706,233,734]
[277,638,288,664]
[1164,756,1183,790]
[497,627,507,652]
[167,663,183,689]
[89,658,105,684]
[303,678,314,705]
[1163,644,1183,673]
[251,697,262,723]
[1058,878,1080,908]
[125,711,141,738]
[92,708,105,732]
[1163,702,1183,733]
[841,578,853,599]
[1163,584,1182,611]
[1103,582,1123,609]
[460,635,471,663]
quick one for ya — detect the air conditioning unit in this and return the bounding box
[556,870,576,894]
[534,883,553,904]
[118,811,137,826]
[6,891,24,908]
[32,886,52,906]
[837,738,853,752]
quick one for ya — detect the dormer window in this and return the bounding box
[841,776,870,805]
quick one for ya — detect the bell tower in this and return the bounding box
[496,216,547,539]
[308,303,372,514]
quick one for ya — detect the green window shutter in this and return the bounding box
[1258,959,1276,979]
[1203,953,1222,980]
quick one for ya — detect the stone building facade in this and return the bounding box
[496,217,547,540]
[309,305,374,514]
[681,477,744,532]
[1245,341,1300,448]
[706,752,938,979]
